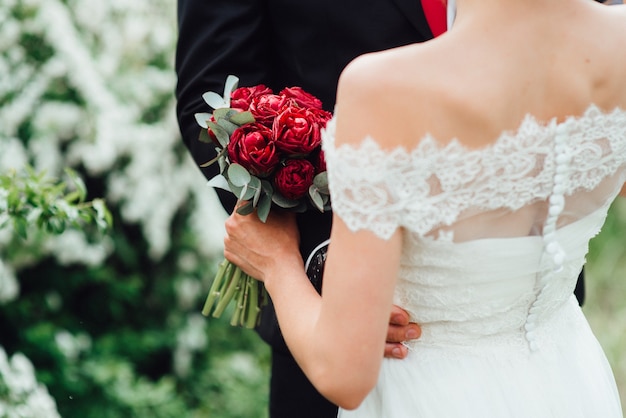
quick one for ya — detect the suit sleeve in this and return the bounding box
[175,0,273,210]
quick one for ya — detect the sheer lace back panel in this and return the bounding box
[322,105,626,351]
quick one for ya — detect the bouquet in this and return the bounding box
[195,75,332,328]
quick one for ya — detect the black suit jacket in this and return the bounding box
[176,0,437,352]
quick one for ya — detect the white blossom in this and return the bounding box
[55,330,92,361]
[0,259,19,304]
[173,314,208,377]
[0,348,61,418]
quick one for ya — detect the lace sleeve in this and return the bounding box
[322,118,435,240]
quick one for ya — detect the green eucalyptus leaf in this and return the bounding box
[240,184,257,201]
[261,180,273,195]
[271,192,300,209]
[224,75,239,102]
[213,108,238,120]
[229,111,255,126]
[207,122,230,148]
[309,187,325,212]
[195,112,212,129]
[313,172,329,194]
[202,91,228,109]
[207,175,231,192]
[228,181,243,198]
[228,164,251,187]
[256,194,272,223]
[216,117,240,136]
[198,128,213,144]
[236,200,255,216]
[218,154,228,173]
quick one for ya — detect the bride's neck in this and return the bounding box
[452,0,587,28]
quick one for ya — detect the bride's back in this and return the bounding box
[365,0,626,150]
[333,0,626,242]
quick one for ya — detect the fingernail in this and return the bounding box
[392,347,403,358]
[406,329,419,339]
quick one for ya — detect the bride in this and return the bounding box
[222,0,626,415]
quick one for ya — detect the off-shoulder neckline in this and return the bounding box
[325,104,626,154]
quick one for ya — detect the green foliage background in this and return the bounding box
[0,1,624,417]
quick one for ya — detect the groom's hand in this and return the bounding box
[384,305,421,359]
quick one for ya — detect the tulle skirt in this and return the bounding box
[339,299,623,418]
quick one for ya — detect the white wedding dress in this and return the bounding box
[322,104,626,417]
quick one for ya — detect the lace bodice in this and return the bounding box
[322,104,626,351]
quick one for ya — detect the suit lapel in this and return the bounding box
[392,0,435,40]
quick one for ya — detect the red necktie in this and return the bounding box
[422,0,447,37]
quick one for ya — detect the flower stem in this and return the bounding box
[244,276,260,329]
[201,259,229,316]
[212,265,242,317]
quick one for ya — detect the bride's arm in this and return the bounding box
[224,210,402,409]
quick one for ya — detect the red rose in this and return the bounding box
[279,87,323,110]
[228,123,280,177]
[274,159,316,200]
[230,85,273,111]
[249,94,291,125]
[310,108,333,126]
[272,106,322,156]
[311,149,327,173]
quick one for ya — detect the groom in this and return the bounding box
[175,1,585,417]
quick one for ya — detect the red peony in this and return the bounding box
[279,87,323,110]
[272,106,323,156]
[249,94,291,125]
[230,85,273,111]
[227,123,280,176]
[274,159,316,200]
[312,149,327,173]
[310,107,333,125]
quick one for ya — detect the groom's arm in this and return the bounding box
[175,0,273,210]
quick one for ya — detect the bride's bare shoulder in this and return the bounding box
[334,42,482,149]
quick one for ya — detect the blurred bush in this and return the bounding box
[1,1,269,417]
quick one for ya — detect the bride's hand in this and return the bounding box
[224,208,303,284]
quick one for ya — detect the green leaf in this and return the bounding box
[64,168,87,202]
[228,164,251,187]
[309,187,325,212]
[93,198,113,230]
[202,91,228,109]
[238,184,251,201]
[261,180,274,196]
[207,175,231,191]
[207,122,230,148]
[194,112,212,129]
[313,172,329,194]
[198,128,212,144]
[271,192,300,209]
[216,117,240,136]
[213,108,239,120]
[236,201,254,216]
[229,111,255,126]
[256,194,272,223]
[224,75,239,102]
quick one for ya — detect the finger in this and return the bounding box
[386,323,422,344]
[384,342,408,359]
[389,305,410,325]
